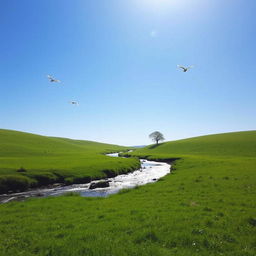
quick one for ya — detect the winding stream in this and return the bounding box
[0,153,171,203]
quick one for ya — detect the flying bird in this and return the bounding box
[47,75,61,83]
[69,101,79,105]
[177,65,194,72]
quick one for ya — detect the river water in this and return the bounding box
[0,153,171,203]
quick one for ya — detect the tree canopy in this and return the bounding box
[149,131,165,145]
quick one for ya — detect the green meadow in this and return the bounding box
[0,129,140,193]
[0,130,256,255]
[123,130,256,159]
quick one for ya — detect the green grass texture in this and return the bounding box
[124,130,256,159]
[0,130,255,255]
[0,129,140,193]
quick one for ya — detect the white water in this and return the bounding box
[0,153,171,203]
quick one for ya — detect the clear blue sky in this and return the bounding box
[1,0,255,145]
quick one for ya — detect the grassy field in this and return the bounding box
[0,131,255,255]
[0,129,140,193]
[122,131,256,159]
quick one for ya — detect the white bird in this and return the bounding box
[47,75,61,83]
[69,101,79,105]
[177,65,194,72]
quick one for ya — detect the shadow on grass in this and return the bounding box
[148,143,163,149]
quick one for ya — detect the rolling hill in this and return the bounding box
[0,129,140,193]
[124,130,256,159]
[0,130,255,255]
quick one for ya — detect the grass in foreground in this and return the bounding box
[0,129,139,193]
[0,131,255,256]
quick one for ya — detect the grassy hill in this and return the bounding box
[0,129,140,193]
[123,131,256,159]
[0,131,255,256]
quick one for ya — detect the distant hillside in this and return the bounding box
[0,129,126,157]
[0,129,140,193]
[129,131,256,158]
[131,145,146,148]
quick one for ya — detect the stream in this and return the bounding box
[0,153,171,203]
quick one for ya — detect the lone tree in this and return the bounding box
[149,131,165,145]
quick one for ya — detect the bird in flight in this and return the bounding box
[47,75,61,83]
[69,101,79,105]
[177,65,194,72]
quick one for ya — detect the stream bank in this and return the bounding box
[0,153,171,203]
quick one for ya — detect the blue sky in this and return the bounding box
[0,0,255,145]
